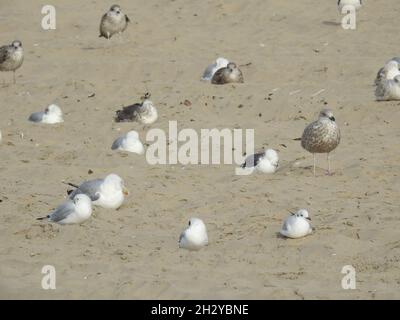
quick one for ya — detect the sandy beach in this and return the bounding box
[0,0,400,299]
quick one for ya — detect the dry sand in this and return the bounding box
[1,0,400,299]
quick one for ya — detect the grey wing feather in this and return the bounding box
[241,152,264,168]
[282,220,289,231]
[179,231,185,243]
[69,179,103,201]
[202,63,216,80]
[28,111,44,122]
[111,137,124,150]
[48,201,75,222]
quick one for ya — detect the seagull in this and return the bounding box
[37,194,92,225]
[241,149,279,173]
[28,104,63,124]
[211,62,244,85]
[375,75,400,101]
[115,93,158,125]
[111,130,145,154]
[0,40,24,84]
[66,173,129,210]
[179,218,208,251]
[375,59,400,86]
[298,109,341,176]
[99,5,130,39]
[337,0,362,12]
[201,57,229,81]
[280,209,313,239]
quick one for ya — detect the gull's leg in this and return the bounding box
[326,153,332,176]
[313,153,316,177]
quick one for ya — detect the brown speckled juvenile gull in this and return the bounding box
[211,62,243,85]
[301,109,341,176]
[0,40,24,84]
[99,5,130,39]
[115,93,158,125]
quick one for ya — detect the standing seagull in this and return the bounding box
[0,40,24,84]
[99,5,130,39]
[211,62,243,85]
[37,194,92,225]
[299,109,341,176]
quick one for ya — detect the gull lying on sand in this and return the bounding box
[115,93,158,125]
[375,59,400,86]
[280,209,313,239]
[211,62,243,85]
[37,194,92,225]
[111,130,144,154]
[375,75,400,101]
[28,104,63,124]
[66,173,128,210]
[179,218,208,251]
[201,57,229,81]
[240,149,279,174]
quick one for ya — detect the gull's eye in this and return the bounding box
[188,221,191,226]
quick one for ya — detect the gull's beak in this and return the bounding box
[123,186,129,196]
[289,211,295,216]
[306,217,311,221]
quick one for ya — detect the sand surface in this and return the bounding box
[1,0,400,299]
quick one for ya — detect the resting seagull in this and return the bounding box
[240,149,279,174]
[66,173,129,210]
[201,57,229,81]
[375,75,400,101]
[28,104,63,124]
[37,194,92,225]
[115,93,158,125]
[280,209,313,239]
[179,218,208,251]
[111,130,144,154]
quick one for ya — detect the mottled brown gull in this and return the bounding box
[99,5,130,39]
[0,40,24,84]
[300,109,341,176]
[211,62,243,85]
